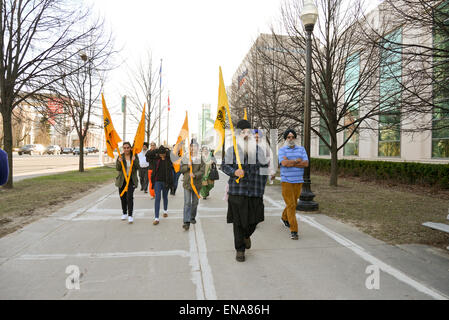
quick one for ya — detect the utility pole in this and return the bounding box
[122,95,127,141]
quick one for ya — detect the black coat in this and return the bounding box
[151,155,174,189]
[145,149,158,170]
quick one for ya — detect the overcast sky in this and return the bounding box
[86,0,281,145]
[86,0,383,145]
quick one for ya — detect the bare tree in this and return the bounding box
[262,0,409,186]
[229,34,300,143]
[0,0,108,187]
[47,28,116,172]
[124,49,160,144]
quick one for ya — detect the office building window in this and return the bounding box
[379,28,402,157]
[319,116,330,156]
[432,0,449,158]
[344,52,360,156]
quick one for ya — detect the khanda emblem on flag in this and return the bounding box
[216,108,225,129]
[104,117,110,128]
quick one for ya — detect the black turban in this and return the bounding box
[236,119,251,130]
[283,129,297,140]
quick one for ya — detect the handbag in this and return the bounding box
[208,162,219,181]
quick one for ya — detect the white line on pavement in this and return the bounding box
[263,194,449,301]
[194,217,217,300]
[189,225,205,300]
[63,212,285,221]
[17,250,190,260]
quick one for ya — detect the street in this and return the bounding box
[12,153,113,182]
[0,171,448,300]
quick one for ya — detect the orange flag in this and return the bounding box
[102,93,128,184]
[177,111,200,199]
[120,104,146,197]
[102,93,122,159]
[132,103,146,154]
[173,111,189,173]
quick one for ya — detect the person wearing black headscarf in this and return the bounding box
[221,119,268,262]
[151,145,174,225]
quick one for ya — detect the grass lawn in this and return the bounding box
[0,166,116,237]
[269,172,449,249]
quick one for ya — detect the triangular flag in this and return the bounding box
[173,112,189,173]
[102,93,122,159]
[132,103,146,154]
[214,67,227,154]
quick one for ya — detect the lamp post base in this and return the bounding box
[296,182,319,212]
[296,199,319,211]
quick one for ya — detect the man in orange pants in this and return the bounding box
[146,142,157,199]
[278,129,309,240]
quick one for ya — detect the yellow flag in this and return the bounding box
[173,112,189,173]
[217,66,244,183]
[132,103,146,154]
[214,67,227,154]
[102,93,122,159]
[244,108,248,120]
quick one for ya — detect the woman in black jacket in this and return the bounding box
[151,145,174,225]
[115,142,140,223]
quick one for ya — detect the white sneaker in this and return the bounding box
[128,216,134,223]
[121,214,127,220]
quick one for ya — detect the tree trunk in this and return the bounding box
[1,109,13,188]
[79,124,84,172]
[330,139,338,187]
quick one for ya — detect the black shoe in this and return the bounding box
[290,232,299,240]
[190,218,196,224]
[236,251,245,262]
[281,218,290,228]
[183,223,190,231]
[244,237,251,249]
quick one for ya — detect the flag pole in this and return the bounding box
[158,58,162,146]
[167,91,170,146]
[221,131,225,165]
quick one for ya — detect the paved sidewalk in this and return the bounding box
[0,172,448,299]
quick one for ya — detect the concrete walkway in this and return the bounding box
[1,171,448,300]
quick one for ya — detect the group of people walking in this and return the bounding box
[114,119,309,263]
[115,139,217,227]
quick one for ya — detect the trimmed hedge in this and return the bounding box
[311,158,449,189]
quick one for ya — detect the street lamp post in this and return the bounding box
[297,0,319,212]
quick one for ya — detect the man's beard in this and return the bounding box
[285,140,296,147]
[236,134,257,163]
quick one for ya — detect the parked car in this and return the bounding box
[87,147,98,153]
[73,147,88,155]
[45,145,61,155]
[61,147,73,154]
[18,144,45,155]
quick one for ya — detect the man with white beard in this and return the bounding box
[221,119,268,262]
[278,129,309,240]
